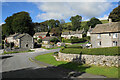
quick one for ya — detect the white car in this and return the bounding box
[86,43,92,47]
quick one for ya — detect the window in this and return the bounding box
[113,41,117,46]
[109,33,111,36]
[97,34,101,39]
[98,41,101,46]
[113,33,117,38]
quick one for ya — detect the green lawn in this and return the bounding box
[35,53,119,78]
[2,50,34,54]
[41,46,63,50]
[68,42,88,46]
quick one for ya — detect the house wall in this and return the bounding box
[74,34,82,38]
[91,32,120,48]
[20,34,34,49]
[118,33,120,46]
[61,34,82,39]
[42,41,49,44]
[87,32,91,36]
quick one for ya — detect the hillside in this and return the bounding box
[62,20,109,31]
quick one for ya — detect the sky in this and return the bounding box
[0,0,119,25]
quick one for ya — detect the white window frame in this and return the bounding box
[97,34,101,39]
[113,41,117,46]
[113,33,117,38]
[98,41,101,46]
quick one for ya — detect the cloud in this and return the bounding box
[1,0,119,2]
[35,2,113,20]
[0,22,4,26]
[98,14,108,20]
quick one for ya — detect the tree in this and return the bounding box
[50,27,62,36]
[70,15,82,31]
[108,5,120,22]
[2,11,35,36]
[11,11,34,36]
[47,19,59,29]
[50,37,60,44]
[87,17,102,28]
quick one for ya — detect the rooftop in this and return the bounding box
[91,22,120,33]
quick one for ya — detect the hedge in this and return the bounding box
[66,45,83,48]
[60,47,119,56]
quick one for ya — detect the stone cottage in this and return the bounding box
[5,33,34,49]
[61,29,85,39]
[33,32,53,40]
[42,36,57,44]
[91,20,120,48]
[87,26,94,36]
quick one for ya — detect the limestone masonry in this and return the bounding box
[55,52,119,67]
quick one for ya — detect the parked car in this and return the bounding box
[57,42,65,47]
[86,43,92,47]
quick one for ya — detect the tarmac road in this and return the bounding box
[0,48,107,79]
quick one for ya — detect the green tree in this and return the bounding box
[48,19,60,29]
[50,37,60,44]
[11,11,35,36]
[70,15,82,31]
[108,5,120,22]
[2,11,35,37]
[87,17,102,28]
[50,27,62,36]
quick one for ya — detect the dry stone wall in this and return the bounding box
[56,52,119,67]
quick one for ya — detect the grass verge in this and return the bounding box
[41,46,63,50]
[2,50,34,54]
[35,53,119,78]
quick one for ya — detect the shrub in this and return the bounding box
[70,37,86,43]
[62,38,71,43]
[37,39,42,43]
[50,37,60,44]
[60,47,119,56]
[66,45,83,48]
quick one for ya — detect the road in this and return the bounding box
[0,48,72,78]
[0,48,106,79]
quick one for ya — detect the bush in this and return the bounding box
[34,42,41,48]
[70,37,86,43]
[62,38,71,43]
[50,38,60,44]
[60,47,119,56]
[66,45,83,48]
[37,39,42,43]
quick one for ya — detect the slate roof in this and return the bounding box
[91,22,120,33]
[34,32,48,36]
[42,36,57,41]
[62,29,84,35]
[88,26,94,33]
[8,33,31,39]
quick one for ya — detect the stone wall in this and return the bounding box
[56,52,119,67]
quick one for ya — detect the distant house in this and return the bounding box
[91,20,120,48]
[42,36,57,44]
[33,32,53,39]
[5,33,34,49]
[87,26,94,36]
[61,29,85,39]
